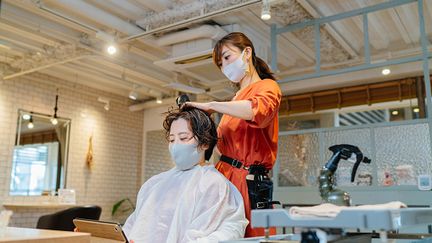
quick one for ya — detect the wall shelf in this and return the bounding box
[2,202,76,209]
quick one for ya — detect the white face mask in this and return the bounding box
[169,143,203,171]
[222,50,247,83]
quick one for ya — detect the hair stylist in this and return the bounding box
[184,32,281,237]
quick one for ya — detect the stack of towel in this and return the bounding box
[289,201,407,218]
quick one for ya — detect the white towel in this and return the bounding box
[289,201,407,218]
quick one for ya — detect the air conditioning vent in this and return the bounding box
[174,54,213,65]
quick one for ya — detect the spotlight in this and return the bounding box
[381,68,391,75]
[156,97,163,104]
[261,0,271,20]
[22,114,31,120]
[27,116,34,129]
[107,45,117,55]
[51,90,59,125]
[129,90,138,100]
[391,110,399,116]
[413,108,420,113]
[51,117,58,125]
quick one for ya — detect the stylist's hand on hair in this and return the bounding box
[184,101,215,114]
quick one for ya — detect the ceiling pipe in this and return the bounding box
[36,1,149,46]
[155,25,227,46]
[52,0,143,36]
[35,2,99,32]
[121,0,261,42]
[129,97,177,111]
[3,55,95,80]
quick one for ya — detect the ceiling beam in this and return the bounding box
[337,1,389,50]
[22,72,130,100]
[132,0,170,12]
[77,59,170,95]
[0,20,59,46]
[0,31,45,52]
[387,8,413,44]
[297,0,358,58]
[308,2,363,52]
[1,1,82,44]
[63,62,164,98]
[239,11,300,65]
[3,55,93,80]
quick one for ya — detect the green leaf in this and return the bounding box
[112,198,127,216]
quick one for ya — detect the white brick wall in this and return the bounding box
[141,105,175,184]
[0,73,143,228]
[143,130,173,182]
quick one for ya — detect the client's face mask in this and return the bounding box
[169,143,203,170]
[222,50,247,83]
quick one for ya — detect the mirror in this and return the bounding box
[9,109,71,196]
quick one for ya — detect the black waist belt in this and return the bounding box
[220,155,269,174]
[220,155,247,170]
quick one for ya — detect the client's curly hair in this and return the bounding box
[163,107,218,160]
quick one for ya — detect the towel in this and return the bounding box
[289,201,407,218]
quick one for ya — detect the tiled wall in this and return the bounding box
[0,73,143,227]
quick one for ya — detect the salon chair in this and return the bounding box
[36,205,102,231]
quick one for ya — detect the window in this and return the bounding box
[10,142,59,196]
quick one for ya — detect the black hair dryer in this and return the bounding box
[176,94,190,108]
[318,144,371,206]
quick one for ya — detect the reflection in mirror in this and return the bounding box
[10,110,71,196]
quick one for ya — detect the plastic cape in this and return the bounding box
[123,165,248,243]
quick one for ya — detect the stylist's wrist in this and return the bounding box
[207,101,217,114]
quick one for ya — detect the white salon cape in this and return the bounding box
[122,164,248,243]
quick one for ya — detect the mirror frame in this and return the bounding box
[11,109,72,195]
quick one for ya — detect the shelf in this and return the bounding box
[2,202,76,209]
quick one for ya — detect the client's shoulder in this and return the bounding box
[197,165,235,188]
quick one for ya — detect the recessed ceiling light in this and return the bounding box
[391,110,399,115]
[413,108,420,113]
[382,68,391,75]
[107,45,117,55]
[22,114,31,120]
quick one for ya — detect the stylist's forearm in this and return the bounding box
[209,100,253,120]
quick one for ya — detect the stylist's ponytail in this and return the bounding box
[252,55,276,81]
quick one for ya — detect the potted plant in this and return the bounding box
[111,198,135,224]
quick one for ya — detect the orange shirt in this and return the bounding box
[215,79,281,237]
[217,79,281,169]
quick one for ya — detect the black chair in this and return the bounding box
[36,205,102,231]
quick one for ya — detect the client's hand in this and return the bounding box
[74,227,79,232]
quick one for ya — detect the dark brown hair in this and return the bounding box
[163,107,218,160]
[213,32,276,81]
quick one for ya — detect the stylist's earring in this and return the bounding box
[245,61,250,74]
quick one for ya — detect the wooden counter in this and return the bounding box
[0,227,90,243]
